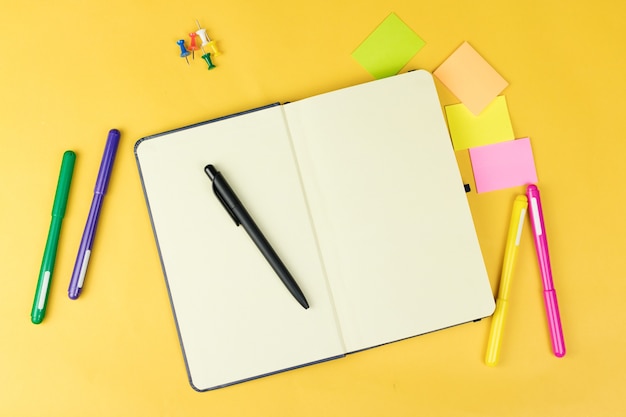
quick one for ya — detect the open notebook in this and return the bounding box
[135,70,495,391]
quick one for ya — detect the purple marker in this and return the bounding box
[68,129,121,299]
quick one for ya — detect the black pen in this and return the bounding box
[204,164,309,309]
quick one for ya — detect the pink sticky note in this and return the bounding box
[469,138,538,193]
[434,42,508,115]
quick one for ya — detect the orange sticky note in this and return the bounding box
[434,42,508,115]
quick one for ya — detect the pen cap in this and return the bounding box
[498,195,528,298]
[94,129,121,194]
[51,150,76,217]
[526,184,543,221]
[527,184,555,290]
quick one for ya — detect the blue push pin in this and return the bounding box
[176,40,190,65]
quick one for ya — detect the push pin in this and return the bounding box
[188,32,199,59]
[201,52,216,70]
[176,39,190,65]
[195,19,221,57]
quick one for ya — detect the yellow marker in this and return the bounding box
[485,195,528,366]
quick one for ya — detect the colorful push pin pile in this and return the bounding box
[175,19,221,70]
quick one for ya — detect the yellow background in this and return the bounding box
[1,0,625,415]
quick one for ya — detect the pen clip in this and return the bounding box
[212,183,240,226]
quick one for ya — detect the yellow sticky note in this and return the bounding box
[434,42,508,115]
[445,96,514,151]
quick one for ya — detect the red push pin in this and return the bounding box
[188,32,199,59]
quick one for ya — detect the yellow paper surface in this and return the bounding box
[2,1,626,416]
[445,96,515,150]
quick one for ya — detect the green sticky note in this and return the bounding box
[445,96,515,151]
[352,13,426,79]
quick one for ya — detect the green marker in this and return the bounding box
[31,150,76,324]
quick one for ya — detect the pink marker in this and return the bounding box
[527,184,566,357]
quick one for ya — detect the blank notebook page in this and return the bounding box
[283,70,495,352]
[136,107,345,390]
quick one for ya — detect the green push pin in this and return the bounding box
[200,50,216,70]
